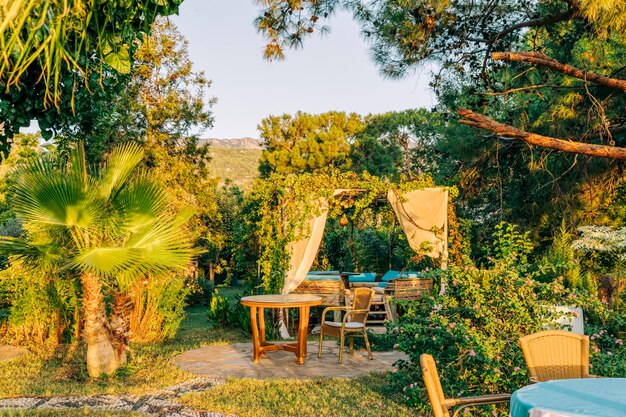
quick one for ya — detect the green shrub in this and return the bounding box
[185,276,214,306]
[588,321,626,377]
[125,275,192,343]
[390,223,603,416]
[207,289,231,328]
[206,289,251,334]
[0,262,79,352]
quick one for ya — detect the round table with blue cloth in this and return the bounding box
[510,378,626,417]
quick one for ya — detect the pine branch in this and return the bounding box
[457,108,626,160]
[492,52,626,92]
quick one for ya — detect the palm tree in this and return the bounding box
[0,142,196,377]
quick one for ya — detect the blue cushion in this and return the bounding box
[377,281,388,288]
[308,270,340,275]
[349,272,377,283]
[306,274,341,281]
[381,270,400,281]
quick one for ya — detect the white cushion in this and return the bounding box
[324,321,364,329]
[373,286,385,294]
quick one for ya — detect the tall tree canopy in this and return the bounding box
[258,111,364,176]
[256,0,626,160]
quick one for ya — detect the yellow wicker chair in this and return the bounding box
[318,287,374,363]
[519,330,595,382]
[420,354,511,417]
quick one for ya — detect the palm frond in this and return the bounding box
[11,154,100,229]
[99,142,144,200]
[0,236,63,267]
[74,210,198,281]
[111,173,168,234]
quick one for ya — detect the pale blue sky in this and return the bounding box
[171,0,434,139]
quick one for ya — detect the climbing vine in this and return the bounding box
[242,170,457,292]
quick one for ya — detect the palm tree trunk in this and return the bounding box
[81,273,119,377]
[110,290,130,365]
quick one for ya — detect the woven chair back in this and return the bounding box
[420,354,450,417]
[350,287,374,324]
[519,330,590,382]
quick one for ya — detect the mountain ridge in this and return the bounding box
[200,137,262,149]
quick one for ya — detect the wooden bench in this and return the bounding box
[385,278,434,321]
[385,278,433,301]
[293,279,345,322]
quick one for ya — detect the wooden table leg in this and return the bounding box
[259,307,266,345]
[296,306,310,365]
[249,306,260,363]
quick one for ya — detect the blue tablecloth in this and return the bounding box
[510,378,626,417]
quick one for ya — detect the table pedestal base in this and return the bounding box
[249,306,311,365]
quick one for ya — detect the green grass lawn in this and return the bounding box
[0,306,245,398]
[0,295,417,417]
[181,374,417,417]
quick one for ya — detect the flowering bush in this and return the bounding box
[389,223,607,416]
[588,322,626,377]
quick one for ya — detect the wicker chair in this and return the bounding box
[318,287,374,363]
[420,354,511,417]
[519,330,595,382]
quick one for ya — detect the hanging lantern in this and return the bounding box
[339,214,349,227]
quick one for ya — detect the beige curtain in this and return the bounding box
[387,188,448,260]
[281,198,330,294]
[279,198,330,338]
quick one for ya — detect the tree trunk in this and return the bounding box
[109,290,131,366]
[81,273,120,377]
[209,261,215,283]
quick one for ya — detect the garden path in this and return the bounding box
[173,341,407,379]
[0,377,233,417]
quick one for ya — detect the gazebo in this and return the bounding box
[279,187,450,337]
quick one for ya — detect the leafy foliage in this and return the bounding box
[0,0,182,107]
[0,142,197,363]
[259,112,364,177]
[241,170,450,292]
[390,223,616,415]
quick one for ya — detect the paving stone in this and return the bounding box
[0,378,233,417]
[172,341,408,379]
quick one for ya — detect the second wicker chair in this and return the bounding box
[519,329,595,382]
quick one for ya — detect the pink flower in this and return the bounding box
[449,323,456,328]
[514,367,521,371]
[452,280,457,285]
[616,339,623,345]
[469,350,476,357]
[572,311,579,318]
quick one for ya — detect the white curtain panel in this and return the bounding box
[387,188,448,260]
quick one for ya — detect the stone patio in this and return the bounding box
[172,341,407,379]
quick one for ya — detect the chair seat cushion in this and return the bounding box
[324,321,364,329]
[373,286,385,294]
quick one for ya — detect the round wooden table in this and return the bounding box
[240,294,322,365]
